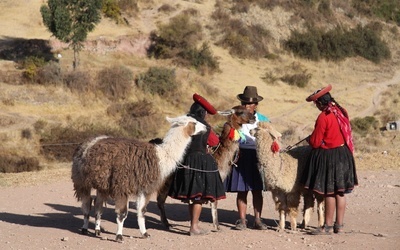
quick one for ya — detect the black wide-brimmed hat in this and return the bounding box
[237,86,263,103]
[306,84,332,102]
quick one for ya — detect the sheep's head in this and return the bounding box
[166,115,207,137]
[218,105,256,130]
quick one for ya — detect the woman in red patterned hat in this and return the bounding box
[168,94,226,236]
[301,84,358,235]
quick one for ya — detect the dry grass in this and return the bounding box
[0,0,400,178]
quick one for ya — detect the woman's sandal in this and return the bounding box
[334,223,344,234]
[253,220,268,230]
[234,219,247,230]
[310,224,333,235]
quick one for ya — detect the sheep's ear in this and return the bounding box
[217,109,234,116]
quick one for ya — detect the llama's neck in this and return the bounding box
[256,130,284,184]
[214,123,239,181]
[156,127,192,181]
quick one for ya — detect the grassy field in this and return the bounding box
[0,0,399,182]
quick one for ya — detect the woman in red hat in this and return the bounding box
[301,84,358,235]
[168,94,226,236]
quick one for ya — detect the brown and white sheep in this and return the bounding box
[71,115,207,242]
[254,122,324,231]
[156,105,256,231]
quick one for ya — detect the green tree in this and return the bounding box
[40,0,102,69]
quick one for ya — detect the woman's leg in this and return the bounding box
[252,190,267,229]
[189,203,203,234]
[237,191,248,221]
[324,195,336,227]
[335,193,346,227]
[252,190,263,220]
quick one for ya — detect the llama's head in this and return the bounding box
[256,122,282,140]
[218,105,256,130]
[166,115,207,138]
[254,122,282,154]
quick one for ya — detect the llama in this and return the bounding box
[156,105,256,230]
[71,115,207,242]
[254,122,324,231]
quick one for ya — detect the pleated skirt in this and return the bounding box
[168,151,226,202]
[301,145,358,195]
[224,148,265,192]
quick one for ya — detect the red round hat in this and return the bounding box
[306,84,332,102]
[193,93,217,115]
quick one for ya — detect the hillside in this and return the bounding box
[0,0,400,176]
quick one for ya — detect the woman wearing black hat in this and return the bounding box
[169,94,226,236]
[302,84,358,235]
[224,86,270,230]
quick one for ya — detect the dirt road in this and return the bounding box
[0,168,399,250]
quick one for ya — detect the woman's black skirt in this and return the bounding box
[168,151,226,202]
[301,145,358,195]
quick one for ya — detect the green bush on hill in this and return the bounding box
[284,24,391,63]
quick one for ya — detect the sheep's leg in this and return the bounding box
[211,200,220,231]
[114,196,129,242]
[94,192,106,236]
[137,193,151,238]
[301,190,315,229]
[80,189,92,235]
[316,194,325,228]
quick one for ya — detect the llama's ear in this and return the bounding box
[217,109,234,116]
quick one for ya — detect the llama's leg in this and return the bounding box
[287,192,300,231]
[157,176,173,229]
[316,194,325,227]
[301,190,315,229]
[93,191,106,236]
[114,195,129,242]
[272,191,286,231]
[279,208,286,231]
[211,200,220,231]
[80,190,92,235]
[137,193,151,238]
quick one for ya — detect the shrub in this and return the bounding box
[19,56,46,81]
[177,42,220,75]
[148,13,203,59]
[284,25,391,63]
[215,18,270,59]
[351,116,379,137]
[39,121,125,161]
[118,0,139,16]
[280,72,311,88]
[107,100,163,139]
[64,70,93,93]
[102,0,127,24]
[96,65,134,100]
[136,67,178,97]
[36,61,63,85]
[0,154,42,173]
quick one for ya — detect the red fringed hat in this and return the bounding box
[193,93,217,115]
[306,84,332,102]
